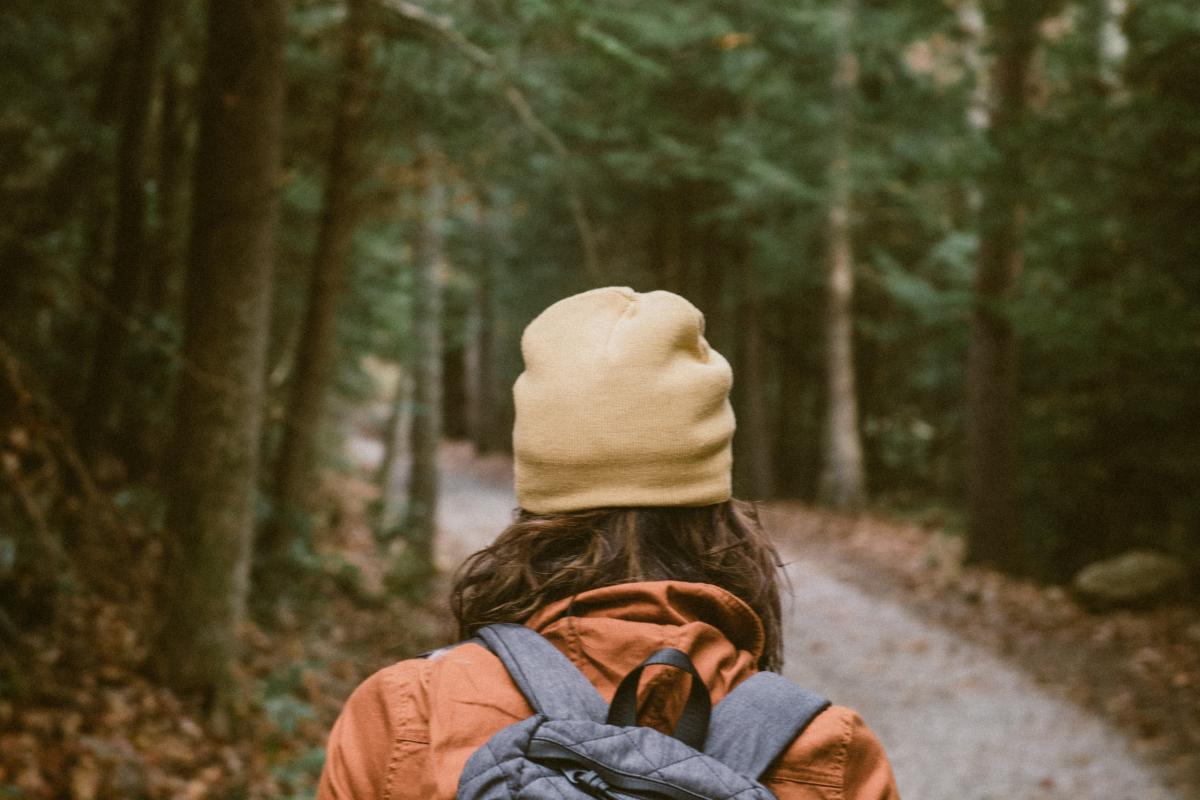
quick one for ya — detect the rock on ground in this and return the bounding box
[1073,550,1189,610]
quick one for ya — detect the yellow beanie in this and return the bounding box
[513,286,735,513]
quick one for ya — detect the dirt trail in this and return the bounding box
[383,442,1179,800]
[776,551,1175,799]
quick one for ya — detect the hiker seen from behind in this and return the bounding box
[317,286,901,799]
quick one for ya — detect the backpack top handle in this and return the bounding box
[606,647,712,751]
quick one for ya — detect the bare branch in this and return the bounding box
[378,0,603,282]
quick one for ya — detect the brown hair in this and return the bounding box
[449,498,786,671]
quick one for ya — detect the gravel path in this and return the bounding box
[368,439,1179,799]
[433,457,518,571]
[776,548,1176,799]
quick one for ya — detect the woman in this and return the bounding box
[317,287,899,799]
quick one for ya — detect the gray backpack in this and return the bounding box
[454,623,830,799]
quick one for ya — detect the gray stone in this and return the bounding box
[1072,550,1189,609]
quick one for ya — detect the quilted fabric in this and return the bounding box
[456,716,779,800]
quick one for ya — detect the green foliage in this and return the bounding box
[3,0,1198,609]
[270,746,327,799]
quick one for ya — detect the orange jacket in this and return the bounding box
[317,581,899,800]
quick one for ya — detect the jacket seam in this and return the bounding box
[381,663,426,800]
[836,708,853,800]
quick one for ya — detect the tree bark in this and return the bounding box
[77,0,168,456]
[116,65,192,479]
[733,255,774,500]
[469,200,505,454]
[396,135,444,579]
[653,189,688,294]
[965,0,1041,572]
[442,345,467,439]
[463,270,483,446]
[374,367,413,531]
[148,65,190,315]
[817,0,867,510]
[777,293,822,498]
[696,225,726,356]
[156,0,286,711]
[260,0,372,580]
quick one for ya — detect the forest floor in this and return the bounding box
[2,434,1197,799]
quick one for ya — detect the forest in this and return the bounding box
[1,0,1198,797]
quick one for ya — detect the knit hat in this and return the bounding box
[513,286,735,513]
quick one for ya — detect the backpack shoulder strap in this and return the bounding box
[476,623,607,723]
[703,672,831,779]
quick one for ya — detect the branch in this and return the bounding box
[0,456,66,567]
[378,0,603,282]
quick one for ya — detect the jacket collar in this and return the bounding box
[524,580,766,662]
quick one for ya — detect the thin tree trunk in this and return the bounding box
[476,279,505,453]
[117,65,192,479]
[965,0,1041,572]
[469,198,507,454]
[696,226,726,356]
[148,65,189,315]
[654,190,687,294]
[777,293,821,498]
[396,135,444,579]
[374,367,413,531]
[260,0,372,580]
[818,0,866,509]
[77,0,167,456]
[156,0,286,714]
[733,255,774,499]
[441,346,467,439]
[463,272,483,446]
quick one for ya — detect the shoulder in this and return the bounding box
[336,641,503,723]
[330,641,531,743]
[316,657,435,800]
[346,656,433,731]
[764,704,899,800]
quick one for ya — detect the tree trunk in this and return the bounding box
[654,190,688,294]
[477,265,507,453]
[463,270,483,446]
[466,200,506,454]
[442,345,467,439]
[374,367,414,531]
[818,0,867,510]
[777,293,822,498]
[396,135,444,579]
[696,226,726,355]
[156,0,286,712]
[116,65,192,479]
[77,0,167,457]
[965,0,1041,572]
[260,0,371,581]
[148,65,190,315]
[733,255,774,500]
